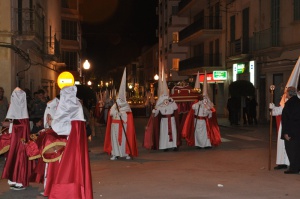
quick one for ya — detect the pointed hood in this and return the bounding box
[202,71,214,108]
[156,69,169,107]
[194,71,200,91]
[117,67,126,102]
[116,67,130,110]
[280,57,300,107]
[202,71,208,97]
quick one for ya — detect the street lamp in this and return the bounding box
[87,80,92,86]
[83,60,90,84]
[154,74,159,81]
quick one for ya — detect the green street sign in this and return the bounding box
[213,71,227,80]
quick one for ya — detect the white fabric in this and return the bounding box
[194,71,200,90]
[110,105,129,157]
[43,98,59,128]
[192,100,212,147]
[153,101,178,149]
[155,94,169,108]
[117,68,127,102]
[6,87,29,119]
[270,105,289,165]
[280,56,300,107]
[51,86,85,135]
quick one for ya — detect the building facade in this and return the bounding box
[164,0,300,121]
[0,0,82,100]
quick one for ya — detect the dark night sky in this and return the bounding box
[80,0,158,79]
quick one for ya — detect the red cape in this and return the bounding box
[49,121,93,199]
[1,119,35,187]
[143,110,181,150]
[181,105,221,147]
[104,111,138,157]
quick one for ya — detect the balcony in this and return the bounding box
[252,28,281,53]
[178,0,195,16]
[179,53,222,72]
[13,8,44,46]
[179,16,222,46]
[228,37,253,60]
[43,34,60,61]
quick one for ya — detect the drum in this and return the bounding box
[41,129,67,163]
[0,127,10,155]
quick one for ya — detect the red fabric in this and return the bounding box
[25,140,40,159]
[30,157,46,184]
[143,111,181,150]
[44,161,60,197]
[143,115,154,149]
[1,119,35,187]
[40,129,67,162]
[207,108,221,146]
[0,132,11,155]
[181,108,196,146]
[49,121,93,199]
[104,111,138,157]
[181,104,222,147]
[275,115,282,135]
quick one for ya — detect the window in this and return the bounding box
[61,0,78,9]
[172,32,179,43]
[294,0,300,20]
[61,51,78,71]
[62,20,77,40]
[172,6,178,15]
[172,58,180,71]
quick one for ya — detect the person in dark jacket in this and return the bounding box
[281,86,300,174]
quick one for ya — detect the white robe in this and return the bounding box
[192,101,212,148]
[153,101,178,150]
[272,106,290,165]
[109,105,129,157]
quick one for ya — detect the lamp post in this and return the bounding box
[83,60,90,85]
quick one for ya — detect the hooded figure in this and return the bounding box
[48,86,93,199]
[182,71,221,148]
[95,91,105,124]
[104,89,114,124]
[104,67,138,160]
[1,87,34,190]
[144,69,180,151]
[269,56,300,170]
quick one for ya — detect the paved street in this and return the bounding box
[1,116,300,199]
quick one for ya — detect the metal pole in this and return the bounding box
[269,85,275,171]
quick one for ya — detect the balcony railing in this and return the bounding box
[179,53,222,71]
[228,37,252,56]
[253,28,280,51]
[44,34,60,58]
[179,16,222,41]
[178,0,192,13]
[14,8,44,42]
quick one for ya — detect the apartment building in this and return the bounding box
[171,0,300,121]
[177,0,226,116]
[158,0,189,82]
[0,0,82,99]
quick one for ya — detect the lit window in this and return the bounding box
[172,58,180,71]
[172,32,179,43]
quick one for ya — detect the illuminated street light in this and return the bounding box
[82,60,91,85]
[154,74,159,80]
[83,60,90,70]
[87,80,92,86]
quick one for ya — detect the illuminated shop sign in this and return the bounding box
[213,71,227,80]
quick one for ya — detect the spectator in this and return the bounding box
[30,89,47,120]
